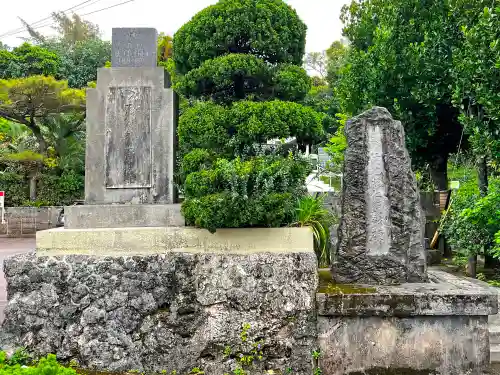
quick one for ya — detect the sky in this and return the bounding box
[0,0,346,53]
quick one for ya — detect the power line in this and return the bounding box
[69,0,103,14]
[0,0,135,40]
[0,0,99,39]
[81,0,134,16]
[3,0,105,38]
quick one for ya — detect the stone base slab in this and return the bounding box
[36,227,314,256]
[317,270,498,317]
[1,250,318,374]
[64,204,184,229]
[317,269,498,375]
[318,315,488,375]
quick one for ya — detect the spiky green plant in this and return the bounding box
[292,194,335,267]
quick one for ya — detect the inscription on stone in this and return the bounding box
[105,86,152,188]
[111,28,157,67]
[366,125,391,255]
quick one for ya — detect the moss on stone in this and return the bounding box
[347,368,438,375]
[317,269,376,294]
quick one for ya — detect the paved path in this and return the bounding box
[0,237,35,322]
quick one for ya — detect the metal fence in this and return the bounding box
[0,207,62,237]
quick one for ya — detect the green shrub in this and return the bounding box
[37,172,84,206]
[0,353,76,375]
[173,0,307,74]
[443,178,500,259]
[292,194,335,267]
[230,101,324,150]
[175,54,273,103]
[183,192,297,234]
[273,64,311,102]
[177,102,231,155]
[182,155,310,232]
[174,55,311,105]
[180,149,216,182]
[0,172,29,206]
[175,0,324,235]
[179,100,325,158]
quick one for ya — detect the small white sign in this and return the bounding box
[450,181,460,190]
[0,191,4,224]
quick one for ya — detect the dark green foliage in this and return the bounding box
[0,43,60,79]
[273,64,311,102]
[451,2,500,174]
[179,100,325,156]
[50,39,111,88]
[0,353,76,375]
[338,0,464,188]
[0,172,29,206]
[37,172,84,206]
[182,155,310,232]
[0,171,83,207]
[173,0,307,74]
[175,0,323,232]
[178,102,231,154]
[175,54,273,103]
[175,54,311,104]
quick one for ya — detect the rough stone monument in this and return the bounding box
[65,28,181,229]
[333,106,427,284]
[317,107,498,375]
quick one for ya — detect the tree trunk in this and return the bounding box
[466,255,477,278]
[27,117,47,155]
[430,155,448,191]
[29,172,37,201]
[477,155,488,196]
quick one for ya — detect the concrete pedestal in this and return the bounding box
[2,227,318,375]
[64,204,184,229]
[317,269,498,375]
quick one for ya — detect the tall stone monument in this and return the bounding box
[65,28,181,228]
[332,107,427,284]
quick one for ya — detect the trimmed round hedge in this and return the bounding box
[173,0,307,74]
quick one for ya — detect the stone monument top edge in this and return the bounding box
[111,27,158,68]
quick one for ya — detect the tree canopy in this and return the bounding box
[0,76,85,154]
[173,0,307,74]
[174,0,324,232]
[335,0,464,189]
[0,43,60,79]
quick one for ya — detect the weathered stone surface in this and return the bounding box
[317,270,498,317]
[318,315,489,375]
[1,251,317,374]
[84,67,177,205]
[111,28,157,68]
[64,204,184,229]
[316,269,497,374]
[105,86,152,189]
[333,106,426,284]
